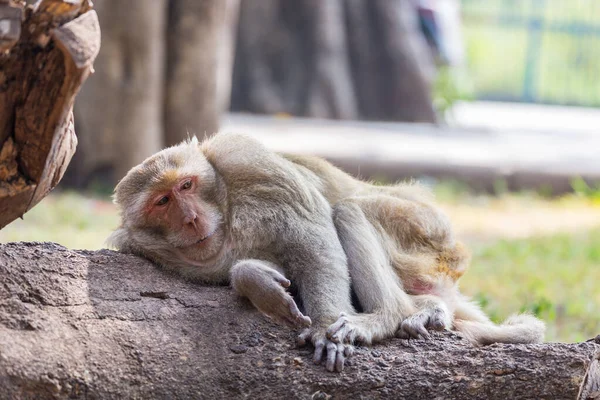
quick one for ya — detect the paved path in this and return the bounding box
[222,102,600,193]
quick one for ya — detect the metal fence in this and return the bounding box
[461,0,600,107]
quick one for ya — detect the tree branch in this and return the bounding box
[0,242,598,399]
[0,0,99,229]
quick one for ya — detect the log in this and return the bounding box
[0,0,100,229]
[0,242,598,399]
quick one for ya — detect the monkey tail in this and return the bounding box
[453,313,545,345]
[451,299,545,345]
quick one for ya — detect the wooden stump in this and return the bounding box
[0,0,99,229]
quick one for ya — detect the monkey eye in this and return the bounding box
[156,196,169,206]
[181,180,192,190]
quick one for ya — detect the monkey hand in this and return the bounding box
[297,326,354,372]
[237,267,312,330]
[396,303,451,340]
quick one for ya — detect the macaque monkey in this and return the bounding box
[283,154,545,346]
[109,133,544,372]
[109,133,355,372]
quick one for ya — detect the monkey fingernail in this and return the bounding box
[280,279,291,288]
[298,315,312,328]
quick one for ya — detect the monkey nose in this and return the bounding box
[184,214,198,226]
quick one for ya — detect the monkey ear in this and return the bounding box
[106,227,131,251]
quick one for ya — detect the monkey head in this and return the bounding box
[108,137,230,279]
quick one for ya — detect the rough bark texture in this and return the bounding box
[0,242,598,400]
[0,0,99,229]
[231,0,437,122]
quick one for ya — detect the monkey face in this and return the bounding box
[110,138,229,270]
[146,175,223,248]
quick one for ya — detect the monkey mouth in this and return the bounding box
[195,232,214,244]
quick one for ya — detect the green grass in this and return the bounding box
[0,191,118,250]
[0,188,598,343]
[464,230,600,342]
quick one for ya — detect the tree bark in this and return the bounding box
[1,242,598,399]
[0,0,99,229]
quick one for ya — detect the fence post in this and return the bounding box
[523,0,545,102]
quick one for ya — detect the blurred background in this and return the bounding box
[2,0,600,342]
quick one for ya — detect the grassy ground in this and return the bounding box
[1,186,599,343]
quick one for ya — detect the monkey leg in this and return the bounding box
[452,297,545,345]
[286,220,357,373]
[396,294,452,339]
[326,199,417,345]
[230,259,311,329]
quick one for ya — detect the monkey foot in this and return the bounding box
[325,313,374,345]
[298,327,354,372]
[396,305,451,340]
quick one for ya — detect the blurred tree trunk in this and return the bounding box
[216,0,241,119]
[70,0,167,187]
[231,0,437,123]
[164,0,231,147]
[70,0,236,187]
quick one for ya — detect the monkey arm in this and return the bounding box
[230,259,311,329]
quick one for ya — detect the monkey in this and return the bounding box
[109,132,544,373]
[109,132,357,372]
[281,153,545,346]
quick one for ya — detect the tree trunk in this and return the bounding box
[215,0,241,118]
[1,242,598,399]
[163,0,228,146]
[231,0,437,122]
[71,0,166,187]
[345,0,438,122]
[70,0,233,186]
[0,0,99,229]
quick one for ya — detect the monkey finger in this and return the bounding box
[313,339,326,365]
[297,329,311,346]
[286,298,312,328]
[416,324,431,340]
[427,309,449,331]
[400,321,421,339]
[344,345,354,357]
[335,343,346,372]
[275,314,299,329]
[325,342,338,372]
[268,270,291,288]
[428,318,446,331]
[326,316,348,341]
[277,277,291,288]
[295,314,312,329]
